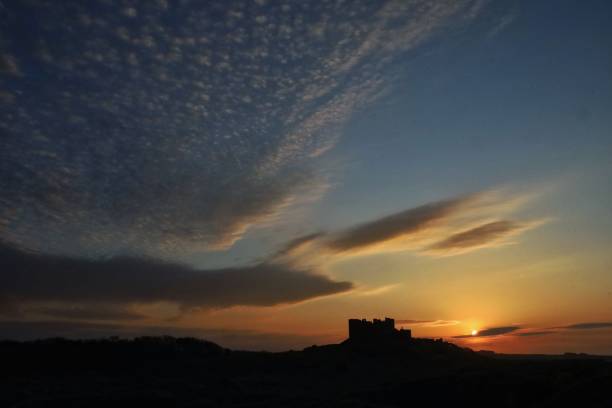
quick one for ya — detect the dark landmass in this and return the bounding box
[2,336,611,407]
[479,350,612,362]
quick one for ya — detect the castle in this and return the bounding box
[348,317,411,343]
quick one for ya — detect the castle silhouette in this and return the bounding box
[348,317,411,343]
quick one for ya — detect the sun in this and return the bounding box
[471,329,478,336]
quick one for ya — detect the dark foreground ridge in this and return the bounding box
[2,319,612,407]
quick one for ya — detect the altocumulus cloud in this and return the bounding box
[0,0,489,258]
[0,242,353,316]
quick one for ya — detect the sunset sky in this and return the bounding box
[1,0,611,354]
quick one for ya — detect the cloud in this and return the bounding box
[453,326,521,338]
[513,331,555,337]
[396,319,434,325]
[0,90,15,104]
[560,322,612,330]
[273,232,325,258]
[485,4,519,38]
[459,322,612,339]
[353,284,399,297]
[427,220,534,254]
[0,159,325,258]
[326,195,478,252]
[424,320,462,327]
[396,319,461,327]
[274,190,544,264]
[0,241,353,313]
[0,54,20,75]
[26,305,146,321]
[0,0,492,257]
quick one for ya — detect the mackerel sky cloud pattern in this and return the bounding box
[0,0,484,258]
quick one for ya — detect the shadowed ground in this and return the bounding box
[2,336,611,407]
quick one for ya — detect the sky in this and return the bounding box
[1,0,611,353]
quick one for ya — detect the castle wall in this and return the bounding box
[348,317,411,342]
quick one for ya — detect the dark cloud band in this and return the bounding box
[0,242,352,311]
[25,305,146,321]
[429,220,524,252]
[326,196,476,251]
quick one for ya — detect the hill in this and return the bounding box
[2,336,612,407]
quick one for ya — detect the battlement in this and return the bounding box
[348,317,411,343]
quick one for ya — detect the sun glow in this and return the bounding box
[471,329,478,336]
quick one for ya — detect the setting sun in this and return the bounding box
[471,330,478,336]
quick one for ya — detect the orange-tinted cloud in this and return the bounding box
[513,331,555,337]
[560,322,612,330]
[426,220,537,255]
[276,190,545,264]
[396,319,461,327]
[453,326,521,338]
[326,195,476,252]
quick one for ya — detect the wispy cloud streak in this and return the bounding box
[426,219,543,255]
[326,196,476,252]
[275,189,544,264]
[560,322,612,330]
[453,326,521,338]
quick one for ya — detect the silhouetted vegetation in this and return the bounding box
[2,336,611,407]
